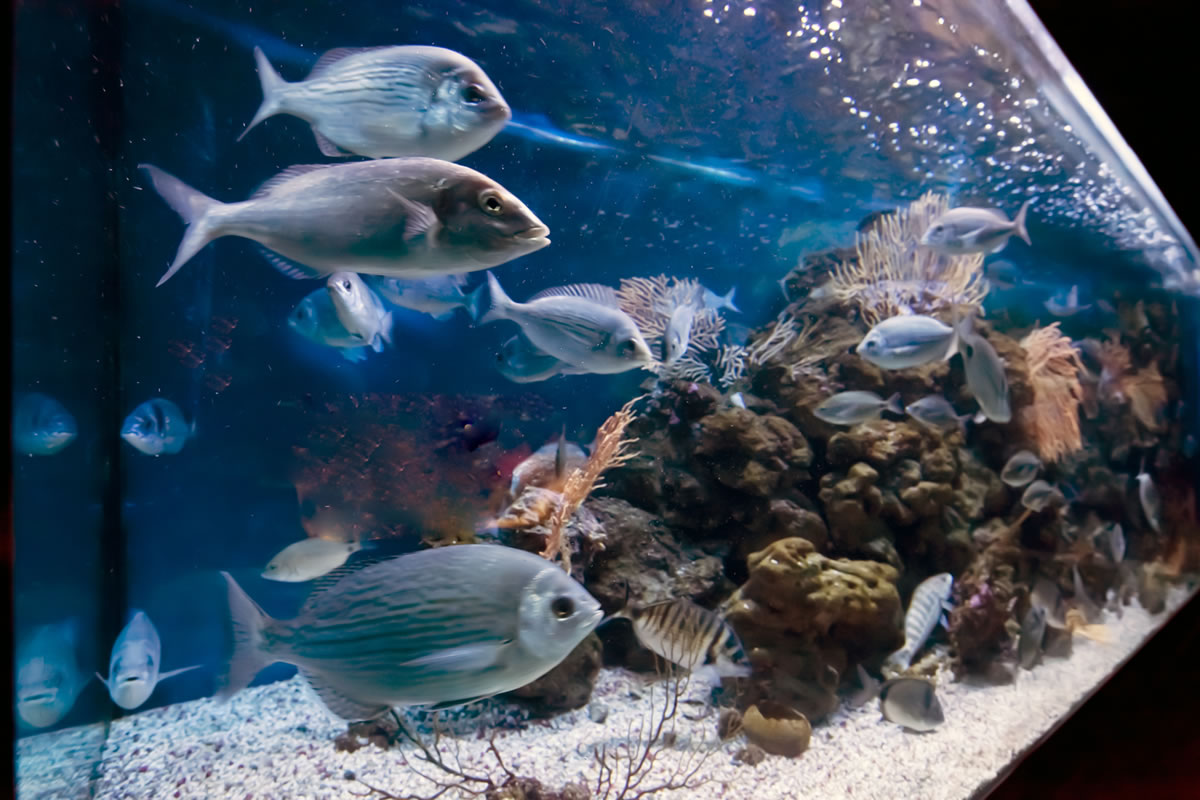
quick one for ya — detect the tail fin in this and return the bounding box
[218,571,276,700]
[884,392,903,416]
[139,165,223,287]
[479,272,514,324]
[1013,198,1032,246]
[722,287,740,313]
[463,281,487,322]
[237,47,287,143]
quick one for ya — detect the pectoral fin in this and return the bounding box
[312,127,354,158]
[385,187,441,243]
[158,665,202,682]
[400,641,510,673]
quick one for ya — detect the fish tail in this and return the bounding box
[139,164,224,287]
[723,287,740,313]
[885,392,903,416]
[218,571,277,701]
[480,272,513,324]
[464,281,487,323]
[237,46,288,143]
[1013,198,1032,246]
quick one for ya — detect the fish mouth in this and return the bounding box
[515,223,550,242]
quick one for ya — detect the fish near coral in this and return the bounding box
[263,538,373,582]
[494,332,588,384]
[956,313,1011,424]
[1017,604,1047,670]
[879,677,945,731]
[1020,480,1065,513]
[905,395,971,434]
[856,314,957,370]
[1000,450,1041,488]
[609,597,751,684]
[886,572,954,671]
[1136,463,1163,534]
[813,390,903,426]
[919,199,1032,255]
[509,435,588,499]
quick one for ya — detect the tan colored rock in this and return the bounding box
[743,703,812,758]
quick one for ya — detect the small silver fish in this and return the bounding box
[121,398,195,456]
[288,289,372,362]
[12,392,77,456]
[1136,466,1162,534]
[140,159,548,286]
[1017,604,1048,670]
[813,391,902,426]
[263,538,372,583]
[856,315,957,370]
[17,620,87,729]
[1000,450,1042,487]
[729,392,747,409]
[611,598,751,683]
[905,395,970,433]
[370,274,485,321]
[919,199,1032,255]
[701,286,740,313]
[1020,480,1065,513]
[221,544,602,719]
[494,333,586,384]
[97,611,199,710]
[482,274,653,374]
[1105,522,1127,564]
[327,272,393,353]
[664,303,698,365]
[1044,285,1091,317]
[879,677,944,732]
[956,314,1011,423]
[239,46,510,160]
[886,572,954,671]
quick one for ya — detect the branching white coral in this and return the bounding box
[617,275,725,368]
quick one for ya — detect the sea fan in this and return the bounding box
[1019,323,1086,463]
[616,275,724,372]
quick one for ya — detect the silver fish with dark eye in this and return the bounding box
[326,272,393,354]
[121,398,195,456]
[288,289,372,363]
[956,313,1011,423]
[370,274,486,321]
[219,544,602,720]
[16,620,87,729]
[140,158,549,287]
[239,45,511,161]
[905,395,969,434]
[813,390,902,427]
[856,314,958,370]
[879,677,944,732]
[97,611,199,711]
[919,199,1032,255]
[12,392,77,456]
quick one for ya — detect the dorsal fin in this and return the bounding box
[529,283,619,307]
[251,165,334,200]
[306,47,391,80]
[255,245,325,280]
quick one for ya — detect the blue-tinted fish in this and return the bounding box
[886,572,954,671]
[327,272,393,354]
[482,275,653,374]
[16,620,87,729]
[370,274,485,322]
[140,159,549,287]
[97,610,199,710]
[121,398,195,456]
[240,46,510,161]
[610,598,751,684]
[494,333,585,383]
[1044,285,1091,317]
[856,315,957,370]
[701,286,740,313]
[220,544,602,720]
[12,392,77,456]
[905,395,970,434]
[287,289,372,362]
[956,314,1011,423]
[919,199,1033,255]
[813,391,902,426]
[1000,450,1041,487]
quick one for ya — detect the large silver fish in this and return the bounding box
[370,274,485,321]
[97,610,199,710]
[288,289,373,362]
[919,199,1032,255]
[220,544,602,720]
[12,392,77,456]
[886,572,954,670]
[16,620,87,729]
[121,398,194,456]
[481,275,654,374]
[140,159,549,287]
[494,333,587,383]
[327,272,393,353]
[856,314,957,370]
[239,45,511,160]
[610,598,751,683]
[956,315,1011,423]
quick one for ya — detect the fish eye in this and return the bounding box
[341,280,353,291]
[461,83,488,104]
[618,339,638,356]
[479,190,505,216]
[933,224,944,233]
[550,596,575,619]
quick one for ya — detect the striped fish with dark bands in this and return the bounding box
[886,572,954,671]
[613,598,751,683]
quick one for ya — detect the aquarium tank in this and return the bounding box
[12,0,1200,798]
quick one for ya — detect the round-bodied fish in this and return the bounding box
[813,391,902,426]
[219,544,602,720]
[327,272,393,354]
[97,611,198,710]
[610,597,751,684]
[239,46,511,161]
[121,398,195,456]
[13,392,77,456]
[139,158,549,287]
[263,538,371,583]
[288,289,373,362]
[1000,450,1041,487]
[919,199,1032,255]
[879,677,944,732]
[905,395,969,433]
[17,620,87,729]
[494,333,587,383]
[856,315,957,370]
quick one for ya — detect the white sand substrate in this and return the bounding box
[17,585,1192,800]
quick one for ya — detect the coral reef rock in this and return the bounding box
[742,702,813,758]
[694,409,812,496]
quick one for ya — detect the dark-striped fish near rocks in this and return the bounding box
[610,597,751,683]
[886,572,954,671]
[12,392,77,456]
[140,159,549,287]
[219,544,601,720]
[1000,450,1041,487]
[879,677,944,732]
[919,199,1032,255]
[239,46,511,160]
[97,611,199,710]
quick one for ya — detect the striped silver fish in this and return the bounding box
[239,45,511,161]
[220,544,602,721]
[886,572,954,670]
[614,598,751,682]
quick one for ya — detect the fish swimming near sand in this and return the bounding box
[17,620,88,729]
[1136,463,1162,534]
[97,611,199,710]
[956,314,1011,423]
[886,572,954,671]
[262,538,373,583]
[12,392,77,456]
[482,274,653,374]
[856,314,957,370]
[287,289,373,362]
[220,544,602,720]
[1017,604,1048,670]
[879,677,944,731]
[919,199,1032,255]
[121,398,195,456]
[239,45,511,161]
[326,272,393,354]
[610,597,751,683]
[813,390,902,427]
[1000,450,1042,487]
[140,159,549,287]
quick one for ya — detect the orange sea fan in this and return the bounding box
[1093,336,1168,431]
[1019,323,1086,463]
